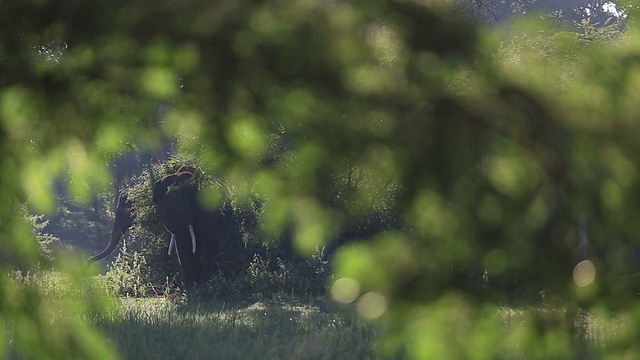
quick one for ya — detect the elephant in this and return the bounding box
[89,165,239,289]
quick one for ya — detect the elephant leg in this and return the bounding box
[174,231,202,289]
[200,248,219,285]
[194,217,223,284]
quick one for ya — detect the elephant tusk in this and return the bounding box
[189,224,196,253]
[168,233,176,255]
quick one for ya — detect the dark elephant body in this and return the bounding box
[90,165,238,289]
[154,178,235,287]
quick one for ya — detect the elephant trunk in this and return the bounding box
[88,192,134,263]
[88,218,130,262]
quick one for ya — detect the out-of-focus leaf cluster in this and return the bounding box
[2,0,640,358]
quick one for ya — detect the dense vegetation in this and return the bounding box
[3,0,640,358]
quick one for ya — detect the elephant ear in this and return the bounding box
[177,171,193,181]
[177,165,197,175]
[175,164,197,183]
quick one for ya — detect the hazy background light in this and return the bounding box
[573,260,596,287]
[331,277,360,304]
[357,292,388,320]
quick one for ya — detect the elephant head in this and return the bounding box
[88,191,134,263]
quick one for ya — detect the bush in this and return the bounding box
[101,243,182,298]
[102,230,331,302]
[198,249,330,303]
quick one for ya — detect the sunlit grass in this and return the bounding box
[93,297,640,360]
[96,298,380,360]
[6,271,640,359]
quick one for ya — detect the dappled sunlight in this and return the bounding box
[164,109,205,142]
[140,67,179,100]
[227,114,268,161]
[290,196,339,256]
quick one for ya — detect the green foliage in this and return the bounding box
[4,0,640,358]
[101,248,156,298]
[24,213,59,267]
[3,267,117,360]
[577,17,625,42]
[45,192,113,256]
[200,250,330,302]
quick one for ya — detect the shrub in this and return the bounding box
[102,244,162,298]
[198,248,330,303]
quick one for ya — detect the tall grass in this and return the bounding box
[96,298,380,360]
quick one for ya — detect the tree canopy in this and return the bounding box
[2,0,640,358]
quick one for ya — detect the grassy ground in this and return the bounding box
[8,271,640,359]
[95,298,380,360]
[97,299,633,360]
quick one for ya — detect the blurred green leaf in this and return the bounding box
[2,0,640,358]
